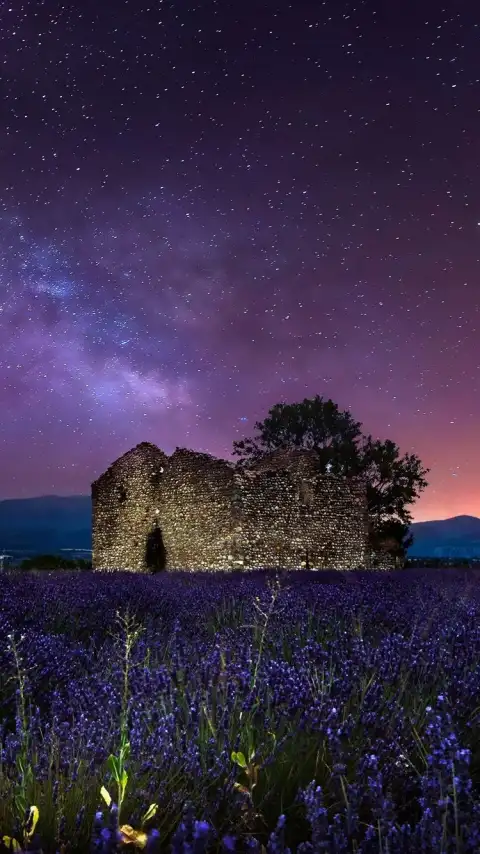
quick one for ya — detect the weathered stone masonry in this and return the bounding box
[92,443,370,571]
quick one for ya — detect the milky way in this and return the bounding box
[1,0,479,520]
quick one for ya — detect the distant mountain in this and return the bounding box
[408,515,480,558]
[0,496,479,562]
[0,495,91,556]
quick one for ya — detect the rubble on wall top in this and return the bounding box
[107,441,164,464]
[170,447,235,467]
[92,441,166,485]
[135,441,163,452]
[242,448,368,486]
[172,446,217,462]
[94,441,368,490]
[94,443,236,486]
[247,448,323,474]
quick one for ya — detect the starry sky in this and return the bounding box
[1,0,479,521]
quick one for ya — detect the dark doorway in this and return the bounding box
[145,525,167,571]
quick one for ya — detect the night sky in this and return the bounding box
[1,1,479,521]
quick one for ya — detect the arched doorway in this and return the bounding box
[145,524,167,571]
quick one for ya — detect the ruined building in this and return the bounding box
[91,443,370,571]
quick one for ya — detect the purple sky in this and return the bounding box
[1,0,479,521]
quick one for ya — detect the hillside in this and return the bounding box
[408,514,480,558]
[0,495,91,555]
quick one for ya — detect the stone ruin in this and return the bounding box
[91,442,370,571]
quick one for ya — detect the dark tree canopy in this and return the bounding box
[233,396,363,474]
[233,395,429,559]
[368,518,414,567]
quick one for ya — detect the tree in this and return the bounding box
[233,396,363,474]
[233,396,429,559]
[368,518,413,568]
[358,436,427,546]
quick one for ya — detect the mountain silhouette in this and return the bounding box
[407,515,480,557]
[0,495,91,555]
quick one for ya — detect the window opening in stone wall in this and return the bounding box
[145,524,167,571]
[118,485,127,503]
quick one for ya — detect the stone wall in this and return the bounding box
[92,443,369,571]
[157,448,236,570]
[233,453,368,569]
[92,442,167,571]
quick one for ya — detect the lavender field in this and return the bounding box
[0,569,479,853]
